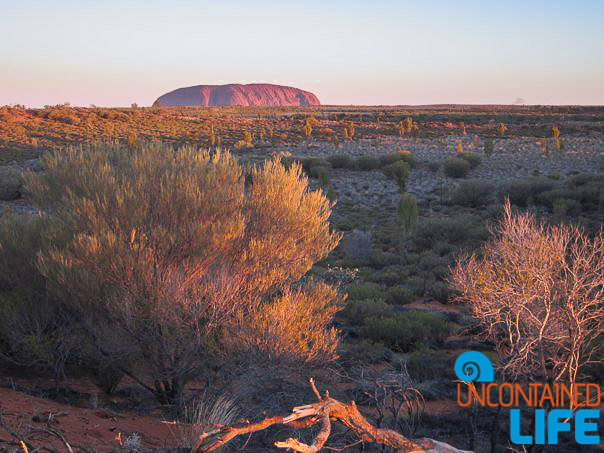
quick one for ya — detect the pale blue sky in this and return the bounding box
[1,0,603,107]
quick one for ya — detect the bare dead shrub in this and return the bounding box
[451,200,604,401]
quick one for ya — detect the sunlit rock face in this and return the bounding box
[154,83,320,107]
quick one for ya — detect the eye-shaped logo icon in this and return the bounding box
[454,351,494,382]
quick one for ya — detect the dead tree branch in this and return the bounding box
[194,379,467,452]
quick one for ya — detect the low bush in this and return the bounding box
[568,173,604,188]
[432,241,455,257]
[378,152,417,168]
[406,349,456,381]
[356,155,381,171]
[417,251,448,272]
[457,152,481,169]
[500,177,557,207]
[369,267,406,286]
[413,215,487,250]
[46,108,80,125]
[405,276,429,297]
[538,175,604,212]
[327,154,355,169]
[552,197,583,217]
[385,286,415,305]
[342,298,394,325]
[427,281,452,303]
[309,164,330,179]
[346,282,386,301]
[302,157,331,176]
[282,157,333,178]
[450,179,494,207]
[382,161,411,190]
[368,251,401,269]
[178,393,239,449]
[359,312,452,351]
[444,157,471,178]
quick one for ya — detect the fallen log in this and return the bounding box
[193,378,471,452]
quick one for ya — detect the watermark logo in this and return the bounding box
[454,351,600,445]
[454,351,493,383]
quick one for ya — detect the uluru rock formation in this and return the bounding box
[154,83,320,107]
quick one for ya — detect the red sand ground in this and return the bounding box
[0,386,178,451]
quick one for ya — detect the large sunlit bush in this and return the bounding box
[18,142,341,404]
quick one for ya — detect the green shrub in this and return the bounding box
[405,276,429,297]
[368,251,400,269]
[406,349,456,381]
[311,164,330,180]
[302,158,331,177]
[500,177,557,207]
[552,198,583,217]
[280,157,329,175]
[413,215,487,250]
[378,152,417,168]
[397,193,418,234]
[568,173,604,188]
[444,157,471,178]
[417,252,448,273]
[432,240,455,257]
[427,281,452,303]
[450,180,494,207]
[342,298,393,325]
[327,154,355,169]
[356,155,381,171]
[458,152,481,169]
[359,312,452,351]
[382,161,411,190]
[346,282,385,301]
[368,266,406,286]
[418,259,449,284]
[385,286,415,305]
[544,175,604,212]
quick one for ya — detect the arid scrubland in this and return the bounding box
[0,105,603,452]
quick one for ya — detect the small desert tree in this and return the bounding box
[26,143,342,405]
[451,200,604,404]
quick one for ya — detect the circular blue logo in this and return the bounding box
[454,351,494,382]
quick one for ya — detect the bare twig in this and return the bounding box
[29,428,73,453]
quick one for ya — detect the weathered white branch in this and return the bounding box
[193,379,470,452]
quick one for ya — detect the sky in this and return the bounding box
[1,0,603,107]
